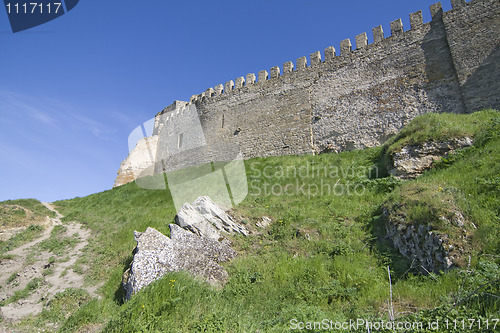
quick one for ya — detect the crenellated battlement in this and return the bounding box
[189,0,478,104]
[118,0,499,187]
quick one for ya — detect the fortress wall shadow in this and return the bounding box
[424,0,500,114]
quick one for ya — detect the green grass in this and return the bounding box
[18,288,93,331]
[0,224,44,255]
[54,183,175,285]
[0,198,55,228]
[385,109,499,154]
[38,225,79,256]
[11,109,497,332]
[6,272,18,284]
[0,253,18,260]
[0,198,55,255]
[0,277,45,307]
[71,259,85,275]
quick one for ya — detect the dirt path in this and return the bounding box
[0,203,96,324]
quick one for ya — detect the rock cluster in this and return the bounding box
[383,206,467,273]
[122,197,245,301]
[389,137,473,179]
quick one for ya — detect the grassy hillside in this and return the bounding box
[0,198,55,229]
[0,199,56,256]
[10,110,499,332]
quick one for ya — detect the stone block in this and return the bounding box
[214,84,223,95]
[235,76,245,89]
[205,87,214,98]
[297,56,307,70]
[270,66,280,79]
[340,39,352,55]
[246,73,256,85]
[430,2,443,19]
[258,70,268,83]
[224,80,234,93]
[310,51,321,66]
[372,26,384,43]
[324,46,336,61]
[410,11,423,30]
[283,61,294,74]
[356,32,368,49]
[391,19,404,36]
[451,0,465,9]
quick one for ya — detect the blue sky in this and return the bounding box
[0,0,454,202]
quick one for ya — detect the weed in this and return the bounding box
[72,262,84,275]
[0,225,44,255]
[25,251,36,265]
[38,225,78,256]
[59,256,70,262]
[6,272,18,284]
[0,254,17,260]
[0,278,45,306]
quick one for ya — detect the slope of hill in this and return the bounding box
[1,110,498,332]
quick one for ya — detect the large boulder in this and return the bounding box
[122,226,231,301]
[175,196,249,240]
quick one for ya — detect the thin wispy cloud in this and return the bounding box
[109,110,140,130]
[0,90,60,128]
[31,110,55,125]
[0,90,116,140]
[0,88,126,202]
[66,112,117,140]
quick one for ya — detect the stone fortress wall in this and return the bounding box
[116,0,500,185]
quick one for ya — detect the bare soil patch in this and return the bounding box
[0,202,95,327]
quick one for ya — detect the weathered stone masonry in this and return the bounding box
[116,0,500,185]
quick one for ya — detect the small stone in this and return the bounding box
[256,216,272,228]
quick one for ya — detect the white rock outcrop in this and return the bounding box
[389,137,473,179]
[114,136,158,187]
[175,196,249,240]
